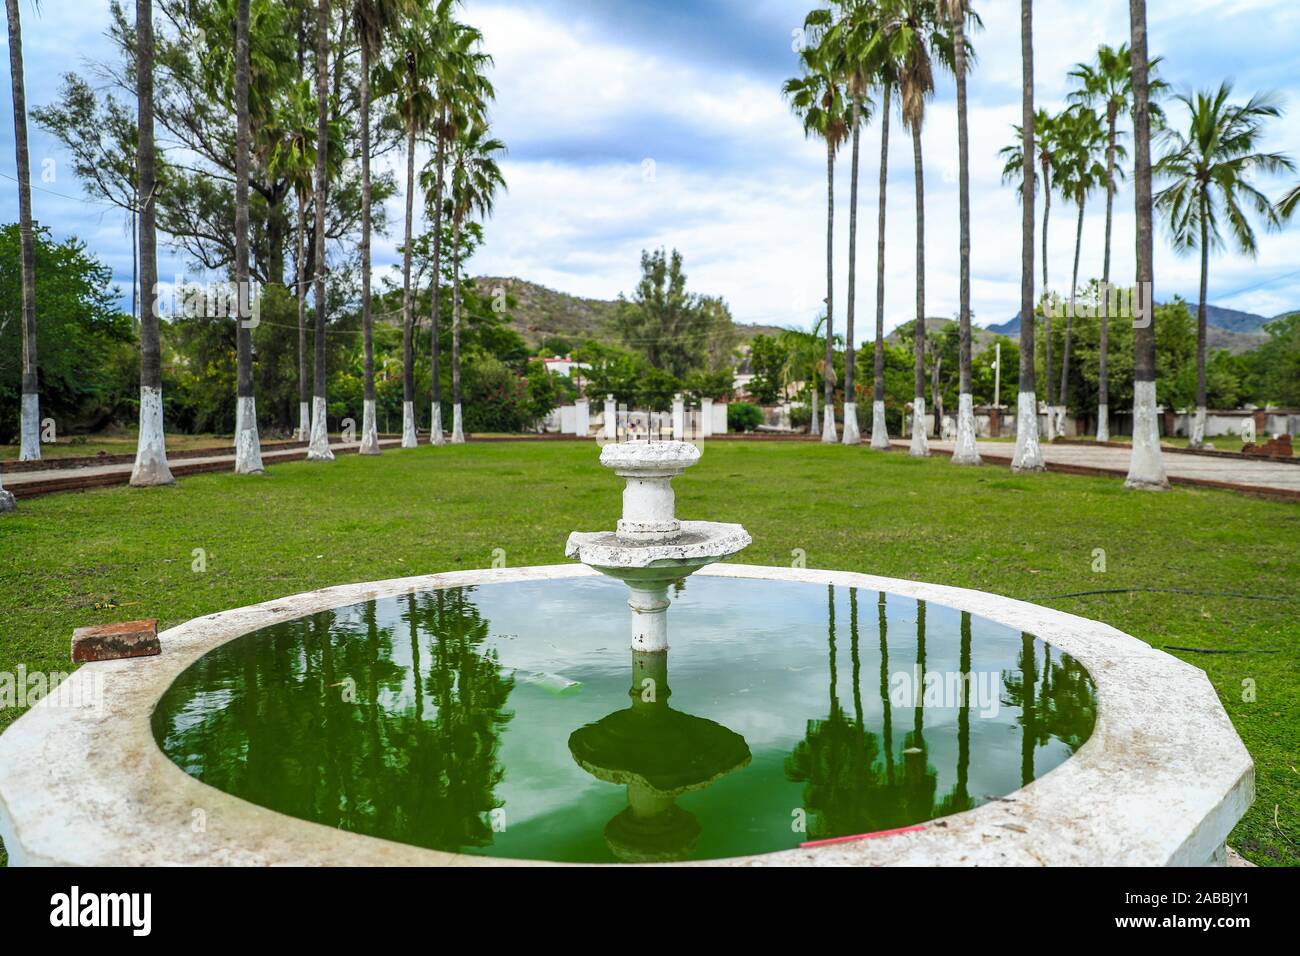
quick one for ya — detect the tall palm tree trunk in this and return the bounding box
[6,0,38,465]
[951,4,980,465]
[908,122,928,457]
[429,126,447,446]
[1124,0,1168,489]
[306,0,334,461]
[296,192,309,440]
[1097,105,1117,441]
[821,138,837,443]
[1191,193,1210,448]
[870,85,892,450]
[450,214,465,443]
[1056,196,1085,434]
[233,0,263,475]
[1040,159,1056,440]
[842,105,862,444]
[1011,0,1044,472]
[358,38,381,455]
[129,0,175,486]
[399,117,418,449]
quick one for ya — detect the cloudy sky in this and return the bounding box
[4,0,1300,341]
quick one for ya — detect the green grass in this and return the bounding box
[1,440,1296,865]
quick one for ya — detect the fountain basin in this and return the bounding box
[0,564,1252,866]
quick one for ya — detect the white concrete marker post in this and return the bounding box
[604,394,617,441]
[575,397,590,439]
[671,394,684,441]
[700,397,713,438]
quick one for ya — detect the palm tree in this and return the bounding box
[266,77,319,442]
[446,123,506,443]
[780,318,833,433]
[1278,182,1300,220]
[1002,106,1059,437]
[1068,43,1149,441]
[6,0,39,465]
[941,0,980,466]
[129,0,175,486]
[419,5,490,447]
[1124,0,1166,489]
[306,0,334,461]
[1010,0,1043,473]
[865,13,900,451]
[232,0,263,475]
[353,0,404,454]
[784,44,849,444]
[1052,105,1110,432]
[1155,84,1293,447]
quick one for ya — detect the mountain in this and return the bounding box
[984,302,1284,355]
[475,276,787,350]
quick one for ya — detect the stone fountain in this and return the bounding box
[565,441,751,652]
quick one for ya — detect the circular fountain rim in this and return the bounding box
[0,564,1251,867]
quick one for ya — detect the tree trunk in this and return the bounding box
[451,213,465,443]
[307,0,334,461]
[1098,103,1117,441]
[951,6,980,466]
[296,191,309,440]
[233,0,263,474]
[429,124,446,446]
[1125,0,1168,489]
[1012,0,1044,473]
[1040,156,1053,438]
[821,137,837,443]
[130,0,174,486]
[6,0,39,463]
[909,120,928,457]
[399,105,418,449]
[1191,191,1210,448]
[358,37,380,455]
[870,84,891,450]
[1059,197,1084,417]
[842,102,861,444]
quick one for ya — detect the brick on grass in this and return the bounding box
[71,620,161,663]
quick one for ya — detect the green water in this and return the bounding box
[152,577,1096,863]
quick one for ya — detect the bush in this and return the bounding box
[728,402,763,433]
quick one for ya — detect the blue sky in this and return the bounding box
[3,0,1300,341]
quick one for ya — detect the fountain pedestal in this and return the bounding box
[565,441,750,652]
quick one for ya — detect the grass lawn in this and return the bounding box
[0,440,1296,866]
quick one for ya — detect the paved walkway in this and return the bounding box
[897,440,1300,498]
[4,438,403,498]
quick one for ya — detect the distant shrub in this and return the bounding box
[728,402,763,433]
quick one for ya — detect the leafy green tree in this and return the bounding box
[746,334,788,405]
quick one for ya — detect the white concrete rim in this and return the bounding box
[0,563,1252,867]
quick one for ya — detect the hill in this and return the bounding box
[985,302,1280,354]
[885,317,1000,353]
[475,276,788,350]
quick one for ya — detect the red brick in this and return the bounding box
[71,619,161,663]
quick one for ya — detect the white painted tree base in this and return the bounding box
[298,401,310,442]
[306,396,334,461]
[431,402,445,446]
[909,397,929,457]
[359,399,382,455]
[870,400,890,450]
[234,396,264,475]
[951,392,981,465]
[1052,406,1068,440]
[129,386,176,486]
[19,393,40,462]
[1189,406,1207,449]
[1125,380,1169,490]
[451,404,465,444]
[821,405,838,443]
[1011,391,1045,472]
[400,400,418,449]
[841,402,861,444]
[1096,403,1109,443]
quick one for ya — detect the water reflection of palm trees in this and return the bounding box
[787,590,974,839]
[151,587,515,854]
[1004,632,1099,786]
[568,648,751,862]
